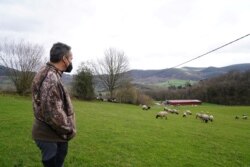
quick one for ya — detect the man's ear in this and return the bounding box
[62,56,67,63]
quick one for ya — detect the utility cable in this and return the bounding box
[168,33,250,69]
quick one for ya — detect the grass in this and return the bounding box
[0,94,250,166]
[155,79,197,88]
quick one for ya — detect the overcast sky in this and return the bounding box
[0,0,249,72]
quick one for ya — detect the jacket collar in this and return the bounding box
[46,62,63,77]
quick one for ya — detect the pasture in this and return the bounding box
[0,94,249,166]
[155,79,197,88]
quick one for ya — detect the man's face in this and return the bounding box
[63,51,73,72]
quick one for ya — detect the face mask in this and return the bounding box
[65,62,73,73]
[63,57,73,73]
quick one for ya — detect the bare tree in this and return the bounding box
[93,48,130,98]
[0,39,45,95]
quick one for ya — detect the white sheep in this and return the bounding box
[199,114,213,123]
[165,108,182,115]
[209,115,214,122]
[183,112,187,117]
[142,105,151,110]
[172,109,179,115]
[156,111,168,119]
[242,115,248,120]
[200,114,210,123]
[163,107,172,112]
[185,110,192,115]
[167,109,179,115]
[196,113,202,119]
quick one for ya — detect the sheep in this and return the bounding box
[142,105,151,110]
[183,112,187,117]
[235,115,247,120]
[163,107,169,111]
[156,111,168,119]
[164,107,174,112]
[196,113,212,123]
[167,109,179,115]
[200,114,210,123]
[196,113,202,119]
[242,115,248,120]
[185,110,192,115]
[172,109,179,115]
[209,115,214,122]
[163,108,179,115]
[108,98,117,103]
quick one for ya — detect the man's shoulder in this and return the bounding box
[46,69,59,80]
[33,65,61,87]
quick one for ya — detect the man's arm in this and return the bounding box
[41,82,73,135]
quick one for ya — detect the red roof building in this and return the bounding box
[166,99,202,105]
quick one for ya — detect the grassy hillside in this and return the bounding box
[0,94,249,166]
[155,79,197,88]
[134,79,197,91]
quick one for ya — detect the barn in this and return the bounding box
[165,99,202,106]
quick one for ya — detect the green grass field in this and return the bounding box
[0,94,249,167]
[155,79,197,88]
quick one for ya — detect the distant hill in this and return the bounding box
[1,63,250,88]
[128,63,250,85]
[0,65,8,76]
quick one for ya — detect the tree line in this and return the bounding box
[72,48,153,105]
[1,39,249,106]
[144,70,250,105]
[0,39,153,105]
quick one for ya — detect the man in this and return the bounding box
[32,42,76,167]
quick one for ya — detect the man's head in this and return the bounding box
[50,42,73,73]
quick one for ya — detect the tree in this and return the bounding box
[93,48,129,98]
[114,81,137,104]
[72,62,94,100]
[0,39,45,95]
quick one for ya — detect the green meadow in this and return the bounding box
[155,79,197,88]
[0,94,249,167]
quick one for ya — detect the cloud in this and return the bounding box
[0,2,41,32]
[0,0,249,72]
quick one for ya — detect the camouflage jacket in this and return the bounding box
[32,63,76,142]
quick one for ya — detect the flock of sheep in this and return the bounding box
[141,104,248,123]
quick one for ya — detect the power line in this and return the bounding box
[168,33,250,69]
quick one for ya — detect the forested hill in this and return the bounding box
[127,63,250,84]
[1,64,250,84]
